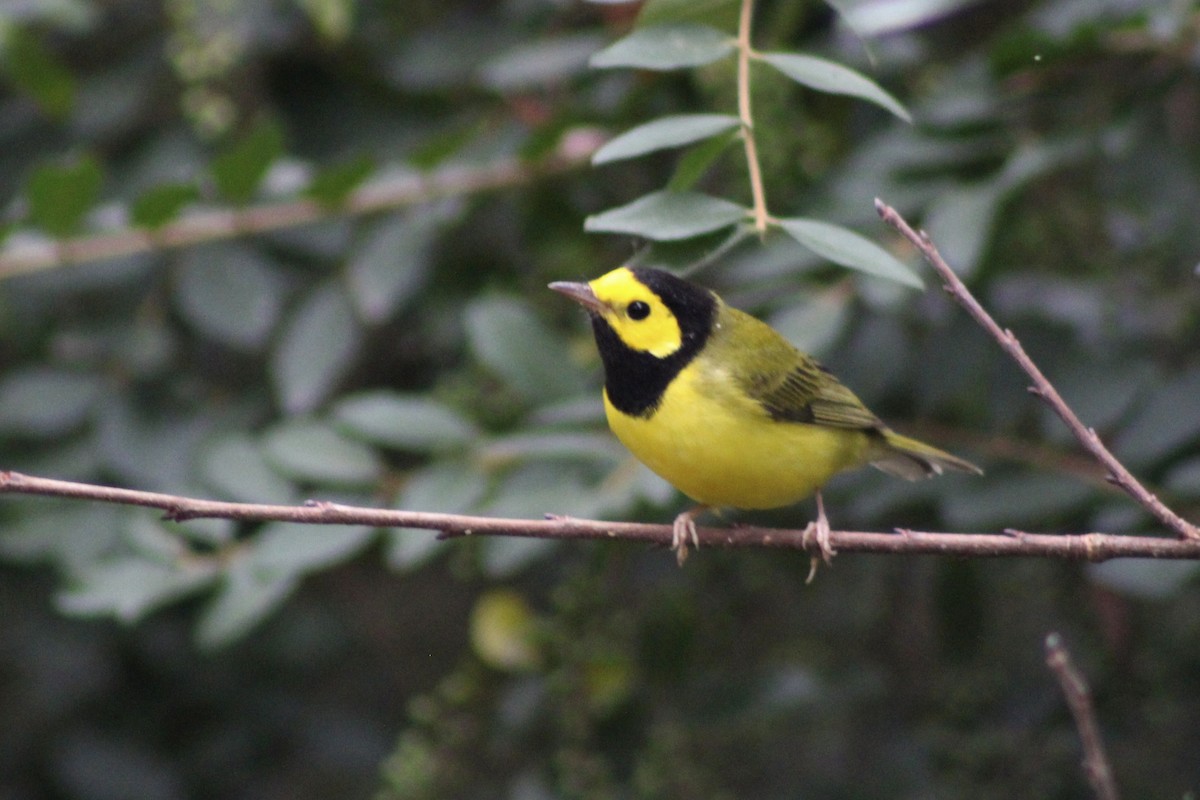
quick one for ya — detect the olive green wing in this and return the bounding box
[719,307,883,431]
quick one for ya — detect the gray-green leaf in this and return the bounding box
[247,521,375,576]
[776,217,922,288]
[757,52,911,123]
[585,190,746,241]
[174,242,287,352]
[466,297,584,402]
[387,462,488,571]
[922,184,1003,280]
[346,205,450,323]
[0,367,101,437]
[57,557,217,624]
[271,282,362,414]
[480,33,606,90]
[199,432,298,504]
[593,114,742,165]
[590,24,734,70]
[262,418,383,487]
[196,562,299,650]
[332,391,478,451]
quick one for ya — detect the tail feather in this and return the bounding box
[869,429,982,481]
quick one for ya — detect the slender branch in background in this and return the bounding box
[875,198,1200,541]
[736,0,770,235]
[1044,633,1121,800]
[4,471,1200,561]
[0,130,603,281]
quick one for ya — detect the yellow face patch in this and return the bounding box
[588,267,683,358]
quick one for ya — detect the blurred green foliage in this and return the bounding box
[1,0,1199,797]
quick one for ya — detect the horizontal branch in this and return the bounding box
[875,199,1200,541]
[3,471,1200,562]
[0,128,603,281]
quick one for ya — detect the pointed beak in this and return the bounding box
[549,280,606,315]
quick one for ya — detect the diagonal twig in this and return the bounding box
[875,198,1199,541]
[1044,632,1120,800]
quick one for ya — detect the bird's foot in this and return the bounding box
[671,505,707,567]
[802,492,835,584]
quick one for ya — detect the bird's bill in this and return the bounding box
[548,280,606,314]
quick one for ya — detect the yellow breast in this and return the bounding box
[603,358,870,510]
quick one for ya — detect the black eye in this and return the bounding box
[627,301,650,320]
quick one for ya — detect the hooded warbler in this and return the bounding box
[550,266,981,566]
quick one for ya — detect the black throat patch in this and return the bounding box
[593,269,717,419]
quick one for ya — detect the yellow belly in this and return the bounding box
[604,363,870,509]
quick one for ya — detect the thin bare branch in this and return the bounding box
[0,130,602,281]
[875,198,1200,541]
[3,471,1200,562]
[1044,633,1121,800]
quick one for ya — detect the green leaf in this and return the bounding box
[57,557,217,624]
[199,433,298,504]
[1165,457,1200,497]
[479,463,607,576]
[211,119,284,205]
[480,33,606,90]
[478,431,626,469]
[470,589,542,671]
[590,24,734,70]
[25,154,103,237]
[262,418,383,487]
[346,207,446,323]
[0,506,121,571]
[466,296,585,402]
[296,0,355,41]
[248,521,375,576]
[830,0,981,37]
[1088,560,1200,601]
[305,154,375,207]
[1114,366,1200,468]
[5,28,76,118]
[585,190,746,241]
[593,114,742,165]
[271,282,362,414]
[196,562,299,650]
[387,462,488,571]
[635,0,740,31]
[757,53,911,123]
[174,242,287,351]
[130,181,199,228]
[922,184,1003,280]
[332,391,478,451]
[667,129,741,191]
[768,292,851,356]
[0,367,101,437]
[1040,360,1155,442]
[941,473,1093,529]
[775,217,922,288]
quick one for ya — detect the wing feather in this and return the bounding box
[716,307,883,432]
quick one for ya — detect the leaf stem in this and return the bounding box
[737,0,770,236]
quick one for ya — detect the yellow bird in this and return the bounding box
[550,266,980,566]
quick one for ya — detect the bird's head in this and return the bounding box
[549,266,716,359]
